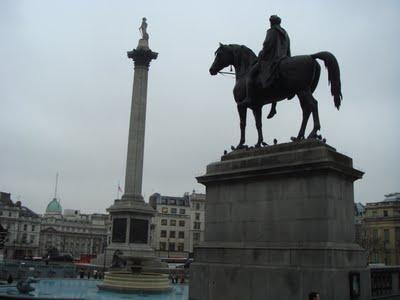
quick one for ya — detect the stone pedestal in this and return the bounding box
[189,140,371,300]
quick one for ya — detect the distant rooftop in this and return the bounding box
[383,193,400,202]
[149,193,190,208]
[0,191,39,218]
[355,202,365,215]
[45,197,62,215]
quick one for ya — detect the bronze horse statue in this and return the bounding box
[209,43,342,148]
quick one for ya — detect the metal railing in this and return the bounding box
[0,259,76,280]
[371,265,400,299]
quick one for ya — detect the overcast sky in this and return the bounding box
[0,0,399,214]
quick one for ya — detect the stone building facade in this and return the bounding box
[189,192,206,252]
[0,192,41,259]
[0,192,109,261]
[149,191,206,258]
[149,193,191,258]
[39,198,109,260]
[362,193,400,265]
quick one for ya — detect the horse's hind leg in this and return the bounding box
[296,91,312,140]
[307,94,321,139]
[253,106,267,147]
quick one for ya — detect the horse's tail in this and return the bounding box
[311,52,342,109]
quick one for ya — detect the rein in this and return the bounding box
[218,71,235,75]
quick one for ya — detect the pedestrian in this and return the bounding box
[309,292,320,300]
[79,269,84,279]
[87,270,91,279]
[94,270,98,279]
[7,274,13,284]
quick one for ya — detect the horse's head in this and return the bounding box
[209,43,234,75]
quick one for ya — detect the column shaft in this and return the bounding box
[124,65,149,197]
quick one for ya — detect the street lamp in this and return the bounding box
[102,239,108,272]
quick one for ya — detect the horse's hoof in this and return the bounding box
[234,144,248,150]
[267,111,276,119]
[292,136,304,142]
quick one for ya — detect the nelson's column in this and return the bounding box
[101,19,169,292]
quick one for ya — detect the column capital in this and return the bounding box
[127,48,158,69]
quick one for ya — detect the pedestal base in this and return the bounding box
[190,243,370,299]
[189,140,371,300]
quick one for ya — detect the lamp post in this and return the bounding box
[102,239,108,272]
[167,238,170,258]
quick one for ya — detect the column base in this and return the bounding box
[108,194,155,215]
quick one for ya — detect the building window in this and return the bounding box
[373,229,378,240]
[169,231,176,238]
[179,220,185,227]
[161,219,167,225]
[171,208,177,214]
[31,225,35,232]
[8,212,11,217]
[383,210,388,217]
[195,203,200,210]
[178,231,184,239]
[178,243,184,252]
[161,230,167,238]
[161,207,168,214]
[384,229,390,243]
[372,210,377,217]
[179,209,186,215]
[194,222,201,230]
[160,242,166,251]
[170,219,176,226]
[194,232,200,241]
[30,235,35,243]
[168,243,175,251]
[23,224,27,231]
[195,213,200,220]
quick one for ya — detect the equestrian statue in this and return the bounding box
[209,15,342,149]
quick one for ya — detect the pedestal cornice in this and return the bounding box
[197,140,364,184]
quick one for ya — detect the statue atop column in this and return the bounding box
[139,17,149,41]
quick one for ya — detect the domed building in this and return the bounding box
[45,198,62,216]
[40,196,109,260]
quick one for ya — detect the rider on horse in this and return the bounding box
[242,15,291,117]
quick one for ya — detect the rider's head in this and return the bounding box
[269,15,281,26]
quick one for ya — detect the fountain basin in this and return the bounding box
[98,271,171,293]
[0,279,187,299]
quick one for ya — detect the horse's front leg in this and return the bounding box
[253,106,267,147]
[236,105,247,149]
